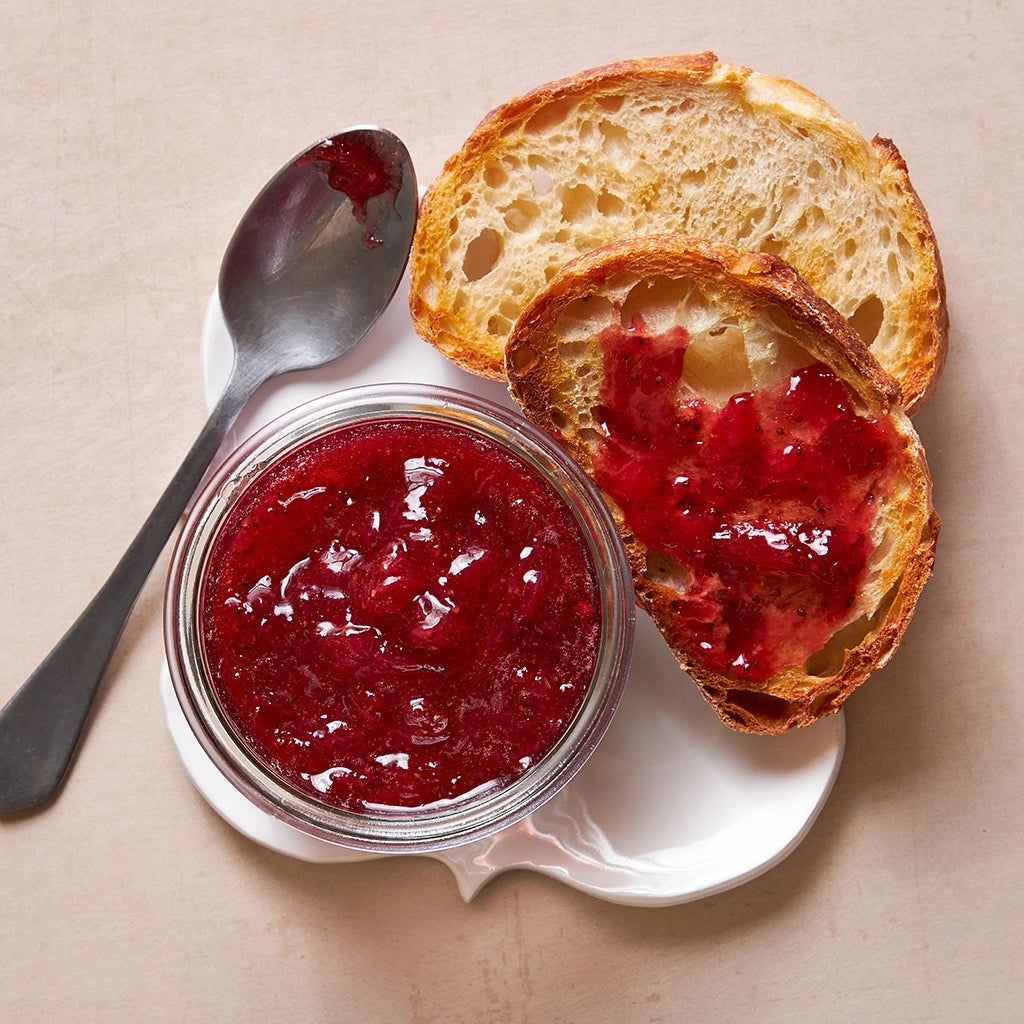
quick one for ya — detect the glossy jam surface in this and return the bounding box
[592,320,901,681]
[200,418,601,811]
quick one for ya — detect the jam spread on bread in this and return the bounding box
[593,318,902,682]
[201,419,600,810]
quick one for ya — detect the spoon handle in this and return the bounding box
[0,371,253,813]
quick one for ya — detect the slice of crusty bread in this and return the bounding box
[409,52,947,412]
[506,235,939,734]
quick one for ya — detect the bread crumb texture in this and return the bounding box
[409,53,947,411]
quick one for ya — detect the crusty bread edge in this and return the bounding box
[865,134,949,412]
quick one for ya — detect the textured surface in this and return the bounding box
[409,54,946,411]
[507,236,938,733]
[1,2,1022,1022]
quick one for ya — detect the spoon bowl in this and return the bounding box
[219,128,417,385]
[0,127,417,812]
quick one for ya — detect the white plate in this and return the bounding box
[161,273,845,907]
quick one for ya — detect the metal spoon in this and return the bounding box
[0,126,418,812]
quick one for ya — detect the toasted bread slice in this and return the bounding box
[410,53,947,412]
[506,235,939,734]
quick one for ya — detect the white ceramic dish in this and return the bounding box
[160,273,845,907]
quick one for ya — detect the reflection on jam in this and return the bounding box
[201,419,601,811]
[294,134,404,245]
[592,319,901,682]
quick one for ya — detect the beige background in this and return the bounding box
[1,1,1020,1021]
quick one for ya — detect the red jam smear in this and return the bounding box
[592,319,901,682]
[200,418,601,811]
[294,134,404,246]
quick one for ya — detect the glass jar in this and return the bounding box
[164,383,634,854]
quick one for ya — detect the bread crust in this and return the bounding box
[506,235,939,734]
[410,53,947,412]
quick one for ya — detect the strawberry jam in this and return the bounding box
[200,418,601,812]
[294,135,404,225]
[592,320,901,682]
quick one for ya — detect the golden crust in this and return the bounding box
[409,52,948,411]
[506,235,939,734]
[866,135,950,409]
